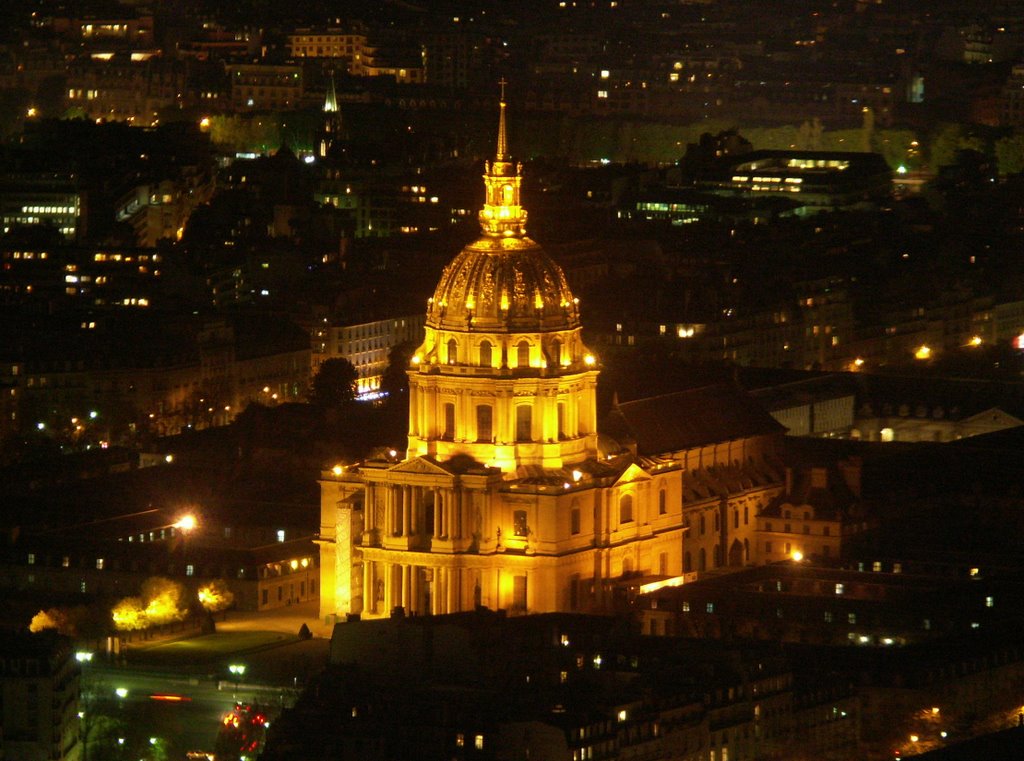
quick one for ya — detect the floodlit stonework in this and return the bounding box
[318,93,787,622]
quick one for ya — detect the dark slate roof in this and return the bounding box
[604,383,786,457]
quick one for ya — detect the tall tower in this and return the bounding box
[407,86,600,471]
[319,72,343,159]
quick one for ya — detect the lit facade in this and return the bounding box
[226,64,304,111]
[318,97,784,622]
[311,314,425,397]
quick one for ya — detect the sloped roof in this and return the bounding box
[605,383,785,457]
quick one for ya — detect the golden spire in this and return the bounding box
[479,81,527,238]
[496,78,509,162]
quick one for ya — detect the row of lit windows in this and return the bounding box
[18,205,77,215]
[6,251,48,259]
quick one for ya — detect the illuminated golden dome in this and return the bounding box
[426,90,580,333]
[428,236,579,332]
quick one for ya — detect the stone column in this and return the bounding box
[444,569,456,614]
[409,566,419,614]
[434,492,443,540]
[403,565,411,614]
[403,485,411,540]
[383,562,392,613]
[363,560,374,615]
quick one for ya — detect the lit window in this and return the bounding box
[186,564,194,577]
[835,583,844,595]
[27,553,35,565]
[96,558,105,570]
[986,596,994,608]
[455,733,464,747]
[475,735,484,750]
[277,530,286,543]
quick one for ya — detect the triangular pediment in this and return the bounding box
[388,456,456,477]
[961,407,1024,428]
[613,462,652,487]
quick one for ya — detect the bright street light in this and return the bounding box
[174,514,197,532]
[114,687,128,698]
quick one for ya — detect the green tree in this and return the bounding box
[310,357,358,406]
[381,341,417,400]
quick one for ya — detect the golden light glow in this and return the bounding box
[466,294,475,311]
[26,107,38,118]
[290,559,299,570]
[112,598,147,630]
[199,116,211,129]
[791,550,804,562]
[910,735,919,743]
[500,292,509,311]
[968,335,983,347]
[914,345,931,360]
[583,354,596,366]
[332,464,344,476]
[571,469,583,482]
[197,580,234,612]
[534,292,544,310]
[174,514,197,532]
[853,357,864,367]
[411,354,421,364]
[639,575,687,593]
[931,707,940,715]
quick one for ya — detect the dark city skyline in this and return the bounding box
[2,1,1024,760]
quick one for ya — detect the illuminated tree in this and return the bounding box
[141,577,190,625]
[198,579,236,613]
[29,608,66,633]
[112,597,148,631]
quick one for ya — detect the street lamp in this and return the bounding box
[174,514,197,532]
[229,663,246,698]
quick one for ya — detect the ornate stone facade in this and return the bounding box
[318,94,787,622]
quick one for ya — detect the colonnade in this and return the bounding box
[361,560,468,616]
[365,483,464,541]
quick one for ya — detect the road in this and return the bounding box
[82,664,295,759]
[77,608,331,760]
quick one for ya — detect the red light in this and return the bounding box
[149,694,191,702]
